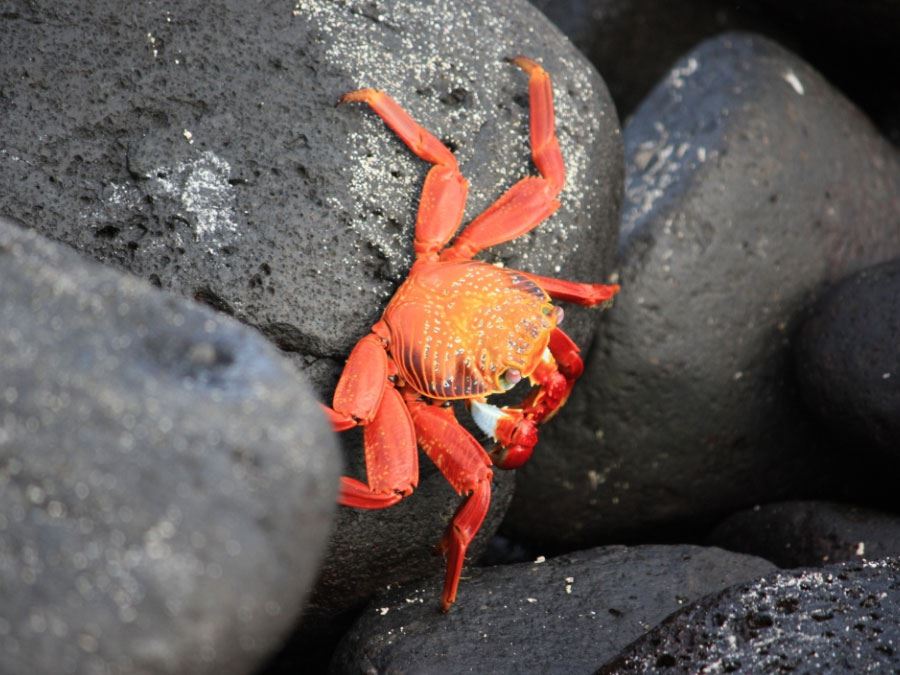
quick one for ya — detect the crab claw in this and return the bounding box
[469,400,538,469]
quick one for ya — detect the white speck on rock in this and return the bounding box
[669,57,699,89]
[782,70,804,96]
[153,151,240,243]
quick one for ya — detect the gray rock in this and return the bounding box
[707,500,900,568]
[505,33,900,547]
[0,0,622,629]
[0,216,339,675]
[796,259,900,461]
[602,557,900,673]
[330,545,775,675]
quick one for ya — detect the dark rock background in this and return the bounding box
[707,501,900,568]
[796,259,900,461]
[1,0,899,672]
[531,0,900,144]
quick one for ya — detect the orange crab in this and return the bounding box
[323,57,619,611]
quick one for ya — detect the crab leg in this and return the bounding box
[326,324,419,508]
[512,56,565,194]
[406,398,493,611]
[329,332,389,426]
[522,273,620,307]
[339,386,419,508]
[441,57,564,262]
[519,327,583,422]
[340,88,468,260]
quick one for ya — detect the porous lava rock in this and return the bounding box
[602,558,900,673]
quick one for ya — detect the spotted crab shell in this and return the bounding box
[383,260,557,399]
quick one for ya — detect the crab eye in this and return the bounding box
[501,368,522,390]
[554,306,564,325]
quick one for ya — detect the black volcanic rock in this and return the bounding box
[528,0,777,118]
[602,558,900,673]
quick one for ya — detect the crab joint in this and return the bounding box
[469,400,537,470]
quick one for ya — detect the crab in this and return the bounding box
[323,57,619,611]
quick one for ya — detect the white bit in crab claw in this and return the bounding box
[470,400,504,440]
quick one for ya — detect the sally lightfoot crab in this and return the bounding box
[323,57,619,611]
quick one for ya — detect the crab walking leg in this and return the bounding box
[407,398,493,611]
[330,331,390,426]
[440,177,561,261]
[413,165,469,260]
[340,89,468,259]
[518,327,583,422]
[522,272,620,307]
[338,386,420,508]
[511,56,565,193]
[325,322,419,507]
[441,57,565,261]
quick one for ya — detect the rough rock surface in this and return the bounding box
[0,216,339,675]
[707,500,900,569]
[0,0,622,629]
[505,33,900,547]
[796,259,900,462]
[602,558,900,673]
[330,545,775,675]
